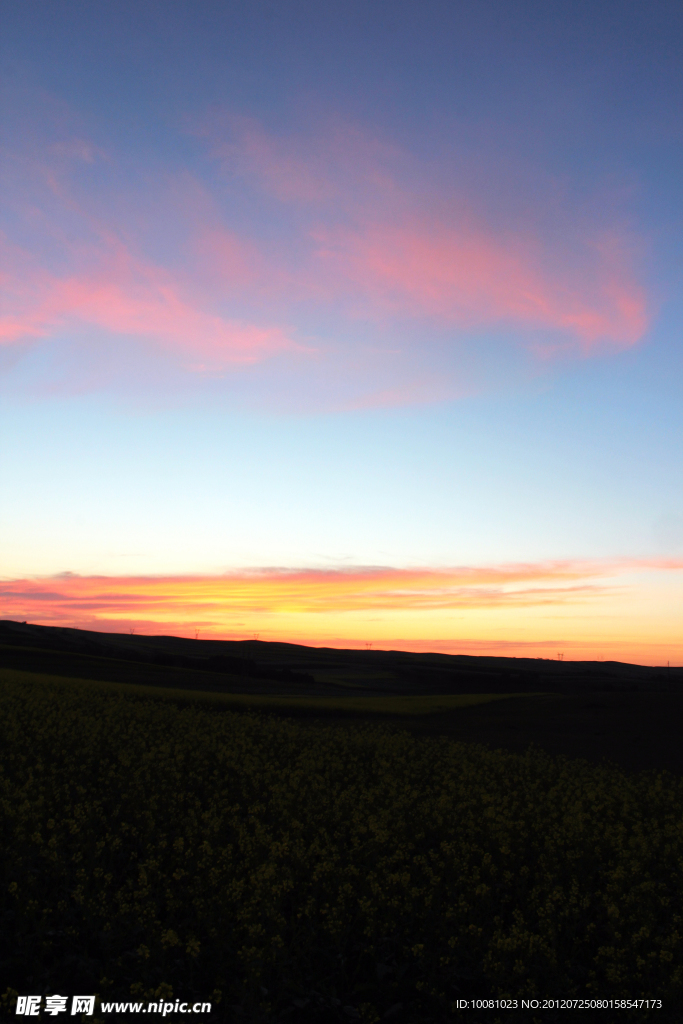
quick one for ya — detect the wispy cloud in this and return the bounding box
[194,111,403,206]
[1,104,651,405]
[312,222,647,350]
[3,560,680,664]
[0,231,300,365]
[3,558,680,623]
[198,114,650,352]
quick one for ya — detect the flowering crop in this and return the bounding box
[1,672,681,1022]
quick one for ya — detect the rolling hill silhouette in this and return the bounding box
[2,619,681,775]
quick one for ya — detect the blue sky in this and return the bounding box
[1,1,682,660]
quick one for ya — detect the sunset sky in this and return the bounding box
[2,1,682,663]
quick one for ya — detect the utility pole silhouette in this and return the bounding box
[365,642,373,650]
[557,652,564,661]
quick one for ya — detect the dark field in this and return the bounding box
[391,691,683,777]
[1,621,682,1023]
[1,619,681,776]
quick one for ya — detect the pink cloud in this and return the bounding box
[195,115,649,351]
[194,112,404,207]
[2,109,652,402]
[312,220,648,350]
[2,560,681,664]
[214,115,337,204]
[0,231,301,365]
[2,558,681,622]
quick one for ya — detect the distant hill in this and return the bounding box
[1,619,679,696]
[3,619,682,775]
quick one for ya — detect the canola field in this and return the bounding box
[1,673,682,1023]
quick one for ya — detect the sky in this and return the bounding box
[1,0,682,663]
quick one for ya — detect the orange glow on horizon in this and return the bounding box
[2,560,681,666]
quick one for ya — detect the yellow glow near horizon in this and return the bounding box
[2,559,681,665]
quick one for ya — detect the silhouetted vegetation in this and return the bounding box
[2,620,682,776]
[1,673,681,1022]
[2,622,682,1021]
